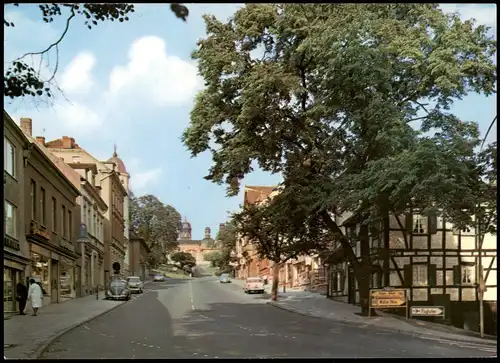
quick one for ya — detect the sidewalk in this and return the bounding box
[267,292,497,347]
[4,292,126,359]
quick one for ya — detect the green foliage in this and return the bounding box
[171,251,197,269]
[130,193,182,268]
[184,4,497,311]
[4,3,189,100]
[203,250,223,267]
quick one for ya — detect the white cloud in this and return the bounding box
[131,168,163,190]
[107,35,202,107]
[60,52,96,94]
[440,4,497,27]
[54,102,102,131]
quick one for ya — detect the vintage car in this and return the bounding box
[219,273,231,283]
[244,277,265,294]
[153,274,166,282]
[126,276,144,294]
[105,279,131,301]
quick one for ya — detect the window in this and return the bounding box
[461,264,475,285]
[4,137,15,177]
[87,202,91,232]
[412,264,428,286]
[4,200,17,238]
[83,203,87,228]
[52,197,57,232]
[40,188,46,225]
[412,214,427,234]
[68,210,73,240]
[31,180,37,220]
[62,205,67,238]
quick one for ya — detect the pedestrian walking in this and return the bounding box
[28,278,43,316]
[16,281,28,315]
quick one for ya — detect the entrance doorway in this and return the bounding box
[347,267,356,304]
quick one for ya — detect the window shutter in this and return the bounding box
[403,264,412,288]
[429,264,437,287]
[453,265,461,285]
[428,211,438,234]
[405,213,413,235]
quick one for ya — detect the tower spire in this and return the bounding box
[113,143,117,157]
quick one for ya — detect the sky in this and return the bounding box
[4,4,497,239]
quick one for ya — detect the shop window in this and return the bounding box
[412,264,428,286]
[4,200,17,238]
[60,258,75,299]
[4,137,16,177]
[412,214,427,234]
[31,252,49,296]
[68,210,73,240]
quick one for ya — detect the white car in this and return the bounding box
[153,274,166,282]
[126,276,144,293]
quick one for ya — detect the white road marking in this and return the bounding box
[189,281,195,311]
[83,324,91,331]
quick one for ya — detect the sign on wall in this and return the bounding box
[369,288,408,319]
[410,306,445,318]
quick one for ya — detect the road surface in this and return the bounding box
[41,276,497,359]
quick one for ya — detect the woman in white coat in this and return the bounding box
[28,279,43,316]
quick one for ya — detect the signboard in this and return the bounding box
[77,224,90,243]
[369,288,408,319]
[410,306,445,318]
[370,289,406,308]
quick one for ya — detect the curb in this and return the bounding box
[266,302,498,347]
[32,300,127,359]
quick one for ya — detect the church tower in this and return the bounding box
[179,217,192,240]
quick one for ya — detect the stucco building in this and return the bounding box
[19,117,82,305]
[177,218,220,265]
[129,234,151,281]
[44,137,128,281]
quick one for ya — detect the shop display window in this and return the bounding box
[60,259,75,299]
[31,252,49,296]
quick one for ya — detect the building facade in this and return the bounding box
[44,137,128,280]
[177,219,219,265]
[326,211,497,335]
[20,118,82,305]
[3,112,32,313]
[129,235,150,281]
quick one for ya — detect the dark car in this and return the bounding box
[106,279,131,301]
[219,273,231,283]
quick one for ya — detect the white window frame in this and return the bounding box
[412,214,428,234]
[4,200,18,238]
[4,137,16,178]
[461,264,475,285]
[412,264,428,286]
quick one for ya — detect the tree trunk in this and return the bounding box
[358,267,371,316]
[271,262,280,301]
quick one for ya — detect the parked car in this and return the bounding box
[105,279,131,301]
[244,277,265,294]
[126,276,144,293]
[153,274,166,282]
[219,273,231,283]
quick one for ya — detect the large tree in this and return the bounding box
[183,4,496,314]
[130,193,182,268]
[4,3,188,100]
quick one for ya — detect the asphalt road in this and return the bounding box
[41,276,497,359]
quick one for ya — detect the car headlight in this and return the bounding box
[107,290,112,295]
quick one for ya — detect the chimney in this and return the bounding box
[35,136,45,145]
[204,227,211,239]
[20,117,32,136]
[62,136,76,149]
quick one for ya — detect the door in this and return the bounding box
[51,260,58,303]
[347,268,355,304]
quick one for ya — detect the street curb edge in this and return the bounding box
[32,300,127,359]
[266,302,498,347]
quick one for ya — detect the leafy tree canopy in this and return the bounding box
[130,192,182,268]
[184,3,496,310]
[171,251,197,269]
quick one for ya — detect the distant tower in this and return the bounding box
[204,227,211,239]
[180,217,192,240]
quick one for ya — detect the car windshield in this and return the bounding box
[110,280,126,288]
[247,278,262,282]
[128,277,140,282]
[221,274,229,278]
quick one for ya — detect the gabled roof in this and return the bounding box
[244,186,277,206]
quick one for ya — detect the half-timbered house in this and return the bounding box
[326,211,497,335]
